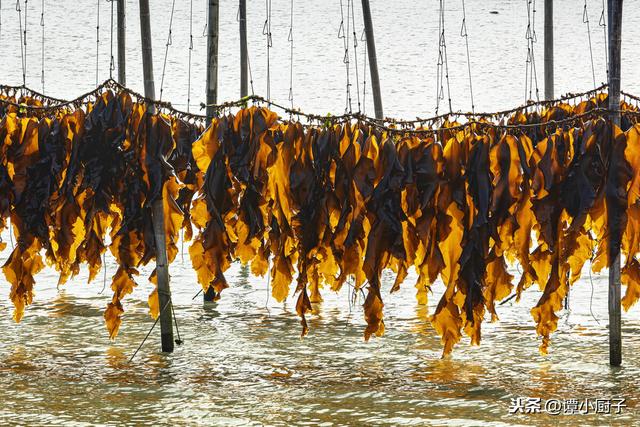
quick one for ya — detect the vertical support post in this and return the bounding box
[361,0,383,119]
[117,0,126,86]
[544,0,553,100]
[607,0,623,367]
[204,0,220,302]
[206,0,220,121]
[139,0,155,105]
[139,0,174,353]
[239,0,248,98]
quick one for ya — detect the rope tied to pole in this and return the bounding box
[95,0,100,87]
[435,0,452,115]
[16,0,26,87]
[524,0,540,103]
[23,0,28,85]
[583,0,597,88]
[460,0,475,113]
[361,28,367,115]
[159,0,176,102]
[187,0,193,112]
[339,0,352,114]
[160,1,177,102]
[129,295,183,362]
[3,77,617,133]
[39,0,43,92]
[263,0,273,101]
[599,0,608,78]
[288,0,294,109]
[350,0,361,113]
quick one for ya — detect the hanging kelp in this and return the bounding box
[1,82,640,357]
[0,88,202,338]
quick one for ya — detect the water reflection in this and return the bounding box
[0,250,637,426]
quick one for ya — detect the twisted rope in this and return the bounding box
[39,0,44,92]
[460,0,474,113]
[159,0,177,102]
[583,0,597,87]
[0,79,619,130]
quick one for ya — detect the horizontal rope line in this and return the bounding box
[0,80,635,132]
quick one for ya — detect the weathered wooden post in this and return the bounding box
[544,0,553,100]
[607,0,623,367]
[117,0,127,86]
[361,0,383,119]
[204,0,220,302]
[205,0,219,119]
[117,0,126,85]
[139,0,174,352]
[239,0,248,97]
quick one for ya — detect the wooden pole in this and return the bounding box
[117,0,126,86]
[361,0,383,119]
[239,0,248,98]
[205,0,220,120]
[607,0,623,367]
[544,0,553,100]
[204,0,220,302]
[139,0,174,353]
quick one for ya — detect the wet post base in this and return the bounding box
[204,287,217,302]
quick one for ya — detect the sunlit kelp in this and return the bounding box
[1,83,640,357]
[0,89,201,338]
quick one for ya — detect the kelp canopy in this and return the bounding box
[1,80,640,356]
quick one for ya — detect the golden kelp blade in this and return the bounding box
[1,84,639,358]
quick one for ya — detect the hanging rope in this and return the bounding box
[159,0,176,102]
[263,0,272,101]
[361,29,367,115]
[460,0,475,113]
[288,0,294,109]
[583,0,597,88]
[187,0,193,112]
[435,0,452,115]
[39,0,43,92]
[531,0,540,101]
[23,0,28,86]
[95,0,100,87]
[108,0,115,80]
[237,4,255,97]
[598,0,608,79]
[350,0,361,112]
[16,1,26,87]
[1,73,613,132]
[129,299,171,362]
[339,0,352,113]
[248,53,255,99]
[532,0,540,102]
[524,0,540,103]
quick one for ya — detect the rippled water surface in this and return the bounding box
[0,1,640,426]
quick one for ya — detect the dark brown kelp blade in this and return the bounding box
[0,84,639,358]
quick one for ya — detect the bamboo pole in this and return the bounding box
[607,0,623,368]
[139,0,174,353]
[204,0,220,302]
[117,0,126,86]
[205,0,220,120]
[544,0,553,100]
[239,0,248,98]
[361,0,383,119]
